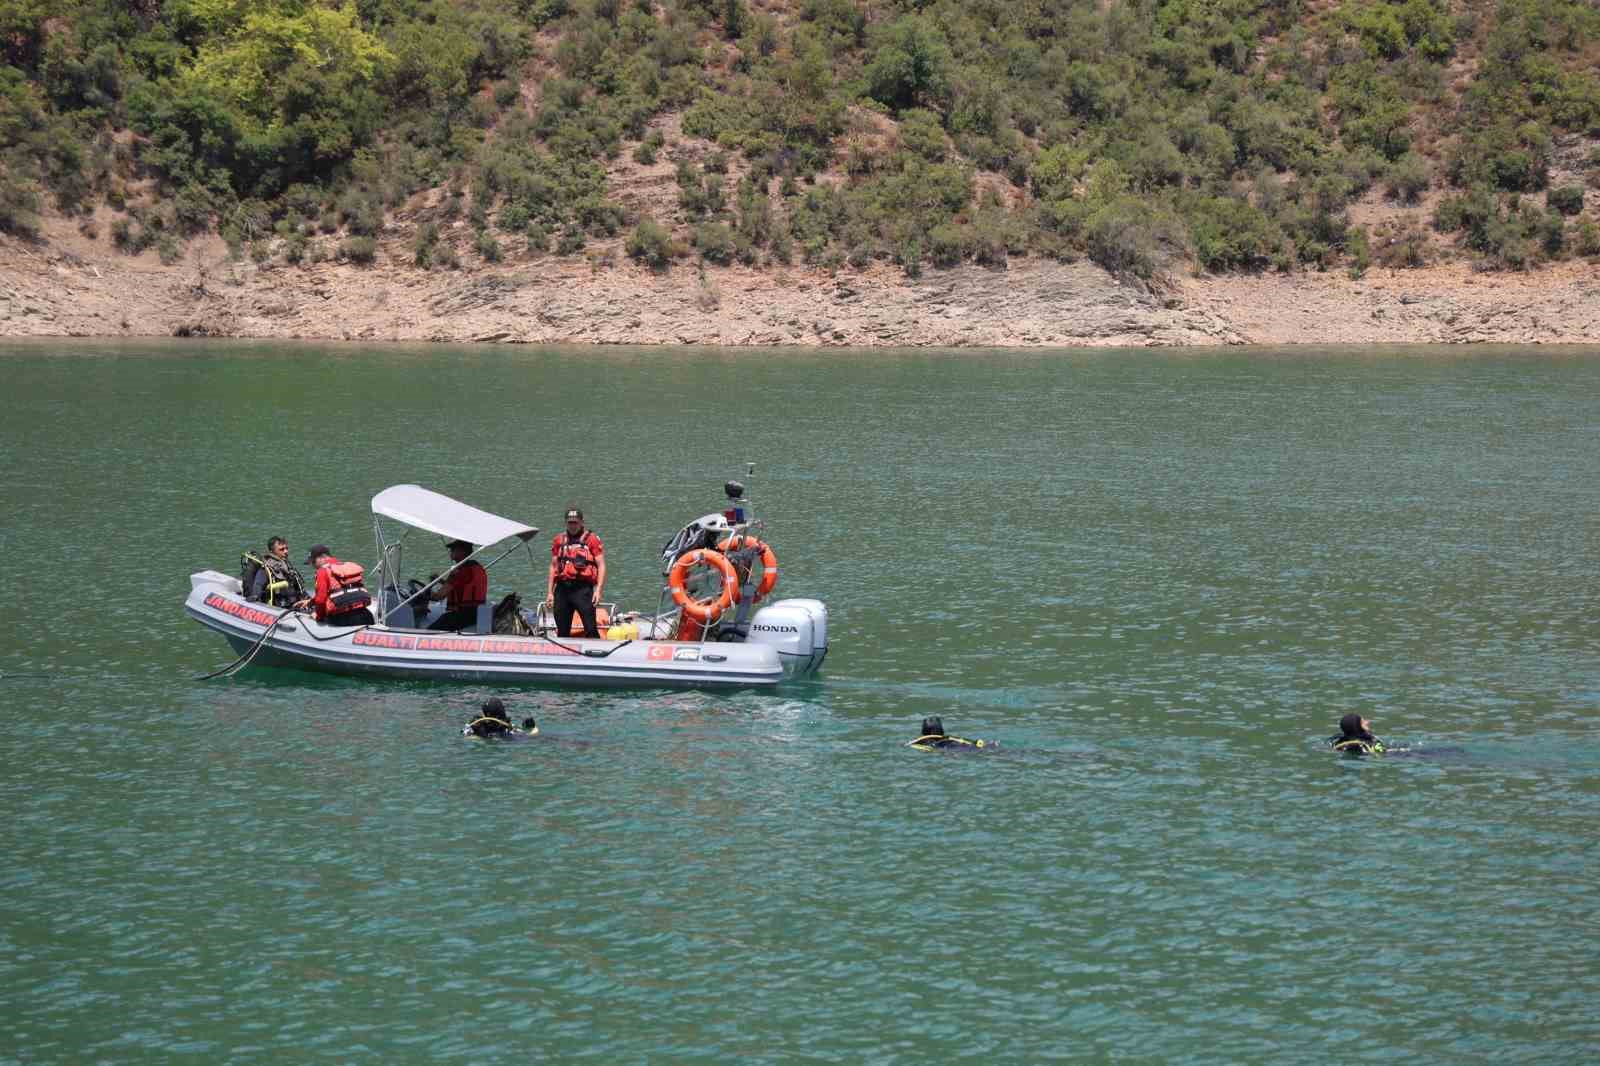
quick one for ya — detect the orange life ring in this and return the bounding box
[716,535,778,602]
[668,548,738,623]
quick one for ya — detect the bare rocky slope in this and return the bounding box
[3,209,1598,349]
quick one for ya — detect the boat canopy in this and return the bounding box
[370,485,539,546]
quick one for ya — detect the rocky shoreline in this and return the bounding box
[3,218,1598,349]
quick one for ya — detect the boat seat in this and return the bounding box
[474,603,493,635]
[378,587,424,629]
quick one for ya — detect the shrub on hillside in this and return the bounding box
[414,222,439,267]
[1130,133,1187,193]
[693,220,736,264]
[497,203,531,234]
[1373,221,1433,269]
[1533,207,1565,256]
[896,108,945,161]
[1449,125,1550,193]
[1184,194,1280,273]
[556,223,585,255]
[626,218,678,270]
[475,230,503,263]
[1384,152,1431,203]
[1085,196,1186,280]
[1574,215,1600,256]
[1547,184,1585,216]
[340,236,377,264]
[864,16,953,113]
[526,221,550,253]
[0,171,41,237]
[633,130,665,165]
[1345,224,1372,278]
[927,223,967,268]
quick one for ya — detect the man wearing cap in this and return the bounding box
[548,507,605,638]
[306,545,375,627]
[425,539,489,632]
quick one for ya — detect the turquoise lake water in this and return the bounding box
[1,340,1598,1063]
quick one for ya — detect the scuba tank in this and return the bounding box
[241,551,266,601]
[243,551,303,606]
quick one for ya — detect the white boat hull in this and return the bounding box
[185,572,824,689]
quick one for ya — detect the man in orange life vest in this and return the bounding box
[306,544,375,627]
[425,539,489,632]
[547,507,605,638]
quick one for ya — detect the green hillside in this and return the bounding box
[2,0,1598,278]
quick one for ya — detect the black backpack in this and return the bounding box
[240,551,267,601]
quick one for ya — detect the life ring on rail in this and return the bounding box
[716,535,778,602]
[668,548,739,623]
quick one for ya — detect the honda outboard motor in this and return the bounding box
[746,599,828,678]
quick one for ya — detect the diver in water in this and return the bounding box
[908,716,991,751]
[1329,713,1387,755]
[462,697,539,740]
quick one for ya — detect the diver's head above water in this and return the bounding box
[1339,713,1376,741]
[1331,712,1384,754]
[465,698,515,738]
[909,716,988,751]
[463,698,541,739]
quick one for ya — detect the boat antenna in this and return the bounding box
[725,461,758,530]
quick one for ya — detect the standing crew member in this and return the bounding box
[426,539,488,632]
[306,544,375,627]
[249,536,310,608]
[548,507,605,638]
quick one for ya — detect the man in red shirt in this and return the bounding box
[307,545,375,627]
[426,539,489,632]
[547,507,605,637]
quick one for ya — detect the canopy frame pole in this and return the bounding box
[371,519,416,626]
[372,513,394,626]
[383,534,537,624]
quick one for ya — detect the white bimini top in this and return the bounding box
[370,485,539,546]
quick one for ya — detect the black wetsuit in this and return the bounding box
[249,557,307,607]
[463,718,533,740]
[909,734,988,751]
[1329,731,1386,754]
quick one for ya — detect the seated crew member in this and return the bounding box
[548,507,606,638]
[908,716,990,751]
[306,544,375,627]
[249,536,310,608]
[462,698,539,740]
[1329,713,1387,755]
[426,539,488,632]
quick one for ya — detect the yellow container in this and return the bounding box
[605,623,640,641]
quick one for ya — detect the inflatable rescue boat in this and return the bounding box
[185,479,827,688]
